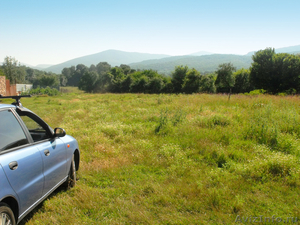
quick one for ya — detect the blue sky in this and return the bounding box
[1,0,299,66]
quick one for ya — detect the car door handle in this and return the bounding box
[9,161,18,170]
[44,149,50,156]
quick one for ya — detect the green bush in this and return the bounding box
[245,89,266,95]
[23,87,60,96]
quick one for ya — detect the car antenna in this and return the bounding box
[0,95,31,107]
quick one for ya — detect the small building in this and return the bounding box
[0,76,5,96]
[16,84,33,93]
[0,76,31,96]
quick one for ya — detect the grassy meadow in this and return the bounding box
[6,91,300,224]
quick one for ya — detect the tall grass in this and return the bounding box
[10,92,300,224]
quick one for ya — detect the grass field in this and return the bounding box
[6,92,300,224]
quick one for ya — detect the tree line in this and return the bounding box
[71,48,300,95]
[61,62,216,94]
[0,56,60,88]
[1,47,300,95]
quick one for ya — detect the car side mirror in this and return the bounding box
[54,128,66,137]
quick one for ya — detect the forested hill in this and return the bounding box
[246,45,300,56]
[130,45,300,75]
[129,54,253,75]
[275,45,300,54]
[44,50,170,73]
[42,45,300,74]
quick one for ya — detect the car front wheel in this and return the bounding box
[64,154,76,189]
[0,203,16,225]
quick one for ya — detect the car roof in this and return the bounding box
[0,103,31,112]
[0,103,16,109]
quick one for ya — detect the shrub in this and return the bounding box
[155,108,186,134]
[233,151,298,182]
[197,114,231,128]
[23,87,59,96]
[245,89,266,95]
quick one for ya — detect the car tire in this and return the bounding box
[64,154,76,189]
[0,203,16,225]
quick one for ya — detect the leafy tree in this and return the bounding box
[25,68,35,83]
[141,69,159,79]
[130,75,148,93]
[131,70,165,93]
[233,68,251,93]
[33,74,59,88]
[67,64,88,86]
[0,68,4,77]
[98,72,114,92]
[92,62,113,92]
[59,74,68,86]
[250,48,300,93]
[119,64,133,75]
[171,65,188,93]
[96,62,111,75]
[15,66,26,83]
[127,70,164,93]
[109,67,126,92]
[182,68,201,94]
[62,66,75,79]
[121,75,133,93]
[147,77,164,93]
[272,53,290,93]
[215,63,236,94]
[281,54,300,92]
[2,56,25,84]
[161,77,173,93]
[60,66,75,86]
[89,64,97,72]
[199,74,216,93]
[78,71,99,93]
[250,48,275,92]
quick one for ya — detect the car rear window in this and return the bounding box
[0,110,29,151]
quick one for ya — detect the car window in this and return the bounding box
[19,114,52,142]
[0,110,29,151]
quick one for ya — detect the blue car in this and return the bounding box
[0,96,80,225]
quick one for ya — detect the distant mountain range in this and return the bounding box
[44,50,170,74]
[34,45,300,75]
[246,45,300,56]
[35,64,53,70]
[130,54,252,75]
[15,63,54,70]
[190,51,214,56]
